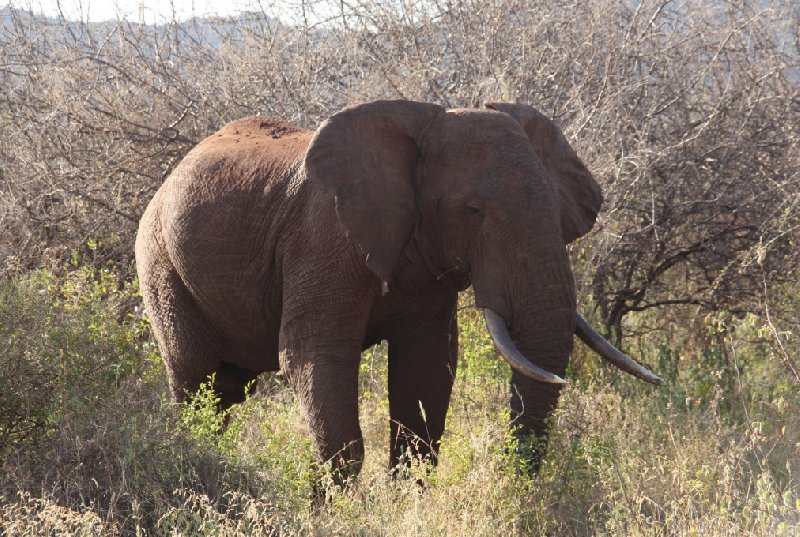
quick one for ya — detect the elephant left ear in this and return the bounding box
[304,100,445,283]
[485,102,603,244]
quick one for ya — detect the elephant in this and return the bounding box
[135,99,663,488]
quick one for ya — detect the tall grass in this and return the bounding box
[1,267,797,535]
[0,3,797,533]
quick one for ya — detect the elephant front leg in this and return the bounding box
[278,247,381,505]
[282,348,364,503]
[387,306,458,473]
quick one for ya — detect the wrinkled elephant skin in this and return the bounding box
[135,100,659,490]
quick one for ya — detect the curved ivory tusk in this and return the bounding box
[483,309,567,384]
[575,314,666,386]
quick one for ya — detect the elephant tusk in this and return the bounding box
[575,314,666,386]
[483,309,567,384]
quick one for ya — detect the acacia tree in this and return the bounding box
[0,0,797,378]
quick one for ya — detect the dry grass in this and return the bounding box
[1,271,798,535]
[1,1,798,535]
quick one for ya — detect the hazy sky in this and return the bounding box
[7,0,268,22]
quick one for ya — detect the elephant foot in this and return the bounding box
[310,454,363,509]
[389,432,438,475]
[508,430,550,476]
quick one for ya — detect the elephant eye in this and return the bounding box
[466,205,481,215]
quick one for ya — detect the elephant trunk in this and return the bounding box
[473,241,577,444]
[504,278,576,443]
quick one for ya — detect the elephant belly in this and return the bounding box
[365,281,459,344]
[183,261,281,372]
[180,240,283,372]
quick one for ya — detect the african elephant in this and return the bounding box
[135,99,662,486]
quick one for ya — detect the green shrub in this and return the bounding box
[0,265,155,461]
[2,266,798,535]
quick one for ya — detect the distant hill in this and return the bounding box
[0,6,281,50]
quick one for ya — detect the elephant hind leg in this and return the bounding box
[140,261,221,400]
[214,361,259,410]
[140,258,255,409]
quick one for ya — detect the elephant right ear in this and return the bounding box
[485,102,603,244]
[305,100,445,283]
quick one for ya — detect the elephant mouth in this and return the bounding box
[434,261,472,288]
[483,308,665,386]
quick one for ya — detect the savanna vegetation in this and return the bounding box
[1,1,798,535]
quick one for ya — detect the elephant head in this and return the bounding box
[305,99,662,461]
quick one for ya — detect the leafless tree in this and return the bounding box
[1,0,797,377]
